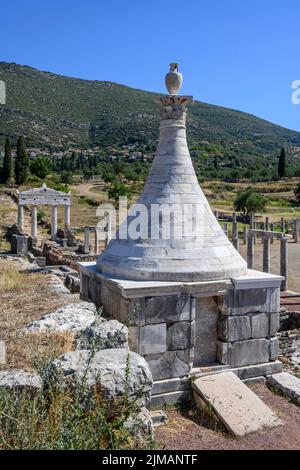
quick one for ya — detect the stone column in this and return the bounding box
[223,223,228,237]
[84,227,90,254]
[232,212,238,238]
[247,234,254,269]
[270,223,274,244]
[51,206,58,240]
[17,205,24,231]
[280,236,288,291]
[243,226,247,245]
[253,221,257,245]
[31,205,38,239]
[249,213,254,229]
[265,217,269,231]
[94,228,100,255]
[262,236,270,273]
[105,211,112,248]
[232,212,239,251]
[64,205,71,231]
[281,217,285,233]
[294,219,299,243]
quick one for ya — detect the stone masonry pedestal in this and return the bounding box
[80,262,283,406]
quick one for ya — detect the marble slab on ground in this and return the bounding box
[193,371,281,436]
[267,372,300,405]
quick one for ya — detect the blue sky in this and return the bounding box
[1,0,300,131]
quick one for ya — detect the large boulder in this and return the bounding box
[51,349,153,405]
[26,302,97,334]
[76,319,128,350]
[0,369,42,390]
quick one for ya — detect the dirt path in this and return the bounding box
[155,384,300,450]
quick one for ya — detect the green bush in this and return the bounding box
[234,188,267,214]
[0,353,151,450]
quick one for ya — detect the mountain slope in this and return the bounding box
[1,61,300,162]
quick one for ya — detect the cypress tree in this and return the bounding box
[2,137,13,184]
[15,136,29,185]
[278,147,287,178]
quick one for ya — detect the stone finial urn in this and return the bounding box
[165,63,183,95]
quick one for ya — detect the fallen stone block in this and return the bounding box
[0,369,42,390]
[51,349,153,405]
[193,371,281,436]
[149,409,167,428]
[267,372,300,405]
[77,319,128,350]
[26,302,97,334]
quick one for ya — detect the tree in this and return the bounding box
[30,156,51,179]
[294,181,300,203]
[108,180,131,204]
[234,188,267,215]
[15,136,29,185]
[278,147,287,178]
[2,137,13,184]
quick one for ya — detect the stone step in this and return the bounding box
[190,362,230,378]
[192,371,281,436]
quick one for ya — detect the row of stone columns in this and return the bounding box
[17,204,70,240]
[83,225,112,255]
[247,232,288,291]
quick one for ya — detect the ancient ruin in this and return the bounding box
[17,183,71,240]
[80,65,284,406]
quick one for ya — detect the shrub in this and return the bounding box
[234,188,267,214]
[0,352,151,450]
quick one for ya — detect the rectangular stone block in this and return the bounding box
[267,287,280,313]
[227,338,270,367]
[251,312,269,339]
[167,321,193,350]
[88,277,102,308]
[218,288,269,316]
[218,316,251,342]
[80,272,90,301]
[140,323,166,355]
[150,390,191,408]
[127,298,146,326]
[269,312,280,336]
[232,360,282,380]
[145,294,192,324]
[128,326,140,353]
[152,377,189,395]
[145,350,191,380]
[194,297,218,365]
[217,341,229,364]
[269,337,279,361]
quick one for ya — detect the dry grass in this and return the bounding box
[0,258,79,370]
[4,331,75,370]
[0,260,27,290]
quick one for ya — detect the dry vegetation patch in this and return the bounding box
[0,259,78,370]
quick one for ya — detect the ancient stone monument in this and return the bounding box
[17,183,71,240]
[80,64,283,406]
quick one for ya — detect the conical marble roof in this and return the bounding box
[97,67,247,282]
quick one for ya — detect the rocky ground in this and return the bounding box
[155,384,300,450]
[1,256,300,450]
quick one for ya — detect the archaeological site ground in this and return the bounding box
[1,1,300,458]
